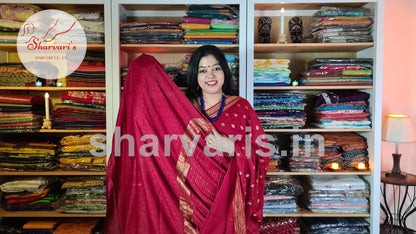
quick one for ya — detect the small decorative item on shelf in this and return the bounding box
[356,162,367,170]
[382,114,416,178]
[330,162,341,171]
[258,16,272,43]
[35,81,42,87]
[278,8,287,44]
[289,16,303,43]
[42,92,52,129]
[56,81,63,87]
[292,80,299,86]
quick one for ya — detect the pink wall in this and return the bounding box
[382,0,416,229]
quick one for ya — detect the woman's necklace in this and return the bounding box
[200,94,225,122]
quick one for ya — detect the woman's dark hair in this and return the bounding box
[186,45,235,99]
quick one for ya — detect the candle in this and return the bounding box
[331,162,340,170]
[35,81,42,87]
[280,7,285,35]
[357,162,367,170]
[45,92,50,120]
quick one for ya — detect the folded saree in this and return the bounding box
[105,54,270,234]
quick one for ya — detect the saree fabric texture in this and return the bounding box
[105,54,270,234]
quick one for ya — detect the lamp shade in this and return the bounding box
[382,114,416,143]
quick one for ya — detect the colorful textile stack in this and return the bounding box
[254,92,306,129]
[254,59,291,86]
[302,217,369,233]
[289,134,324,172]
[0,140,57,171]
[53,218,102,233]
[267,135,280,172]
[303,175,370,214]
[0,4,41,43]
[53,91,106,129]
[302,6,373,43]
[260,217,301,234]
[23,220,60,233]
[66,52,106,87]
[58,134,106,171]
[320,132,369,170]
[183,5,239,44]
[300,58,373,86]
[0,93,44,133]
[59,176,106,214]
[0,63,38,87]
[263,176,303,214]
[313,90,371,128]
[120,21,184,44]
[0,177,63,211]
[74,11,104,44]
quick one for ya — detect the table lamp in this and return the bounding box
[382,114,416,178]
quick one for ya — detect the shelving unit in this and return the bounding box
[0,0,112,222]
[247,1,384,233]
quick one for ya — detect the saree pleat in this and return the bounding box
[105,54,269,234]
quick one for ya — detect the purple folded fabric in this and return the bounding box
[211,18,239,25]
[182,16,211,24]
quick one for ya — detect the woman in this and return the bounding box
[105,45,270,233]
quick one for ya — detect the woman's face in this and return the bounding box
[197,54,225,96]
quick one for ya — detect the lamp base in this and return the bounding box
[386,171,407,179]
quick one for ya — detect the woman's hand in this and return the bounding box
[206,132,235,155]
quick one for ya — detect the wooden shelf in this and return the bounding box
[0,44,105,52]
[263,210,370,218]
[254,85,373,90]
[120,44,239,54]
[0,208,105,218]
[0,87,106,91]
[254,42,374,53]
[264,127,372,133]
[0,170,106,176]
[267,170,371,176]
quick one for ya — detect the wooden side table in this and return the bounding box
[381,172,416,233]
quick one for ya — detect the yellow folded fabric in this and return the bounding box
[181,23,210,30]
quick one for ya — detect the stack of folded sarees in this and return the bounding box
[313,90,371,128]
[0,4,41,43]
[302,175,370,214]
[260,217,301,234]
[0,63,38,87]
[0,177,64,211]
[302,6,373,43]
[302,217,370,233]
[59,176,106,214]
[120,21,184,44]
[0,139,57,171]
[254,92,306,129]
[319,132,369,170]
[0,93,44,133]
[263,176,303,214]
[183,5,239,44]
[289,134,323,172]
[58,134,106,171]
[53,91,106,129]
[254,59,291,86]
[66,52,105,87]
[73,10,104,44]
[300,58,373,86]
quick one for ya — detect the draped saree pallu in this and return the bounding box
[105,54,270,234]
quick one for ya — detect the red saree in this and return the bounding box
[105,54,270,234]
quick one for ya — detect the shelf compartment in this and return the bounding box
[0,87,106,91]
[120,44,239,54]
[254,42,374,53]
[0,209,105,218]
